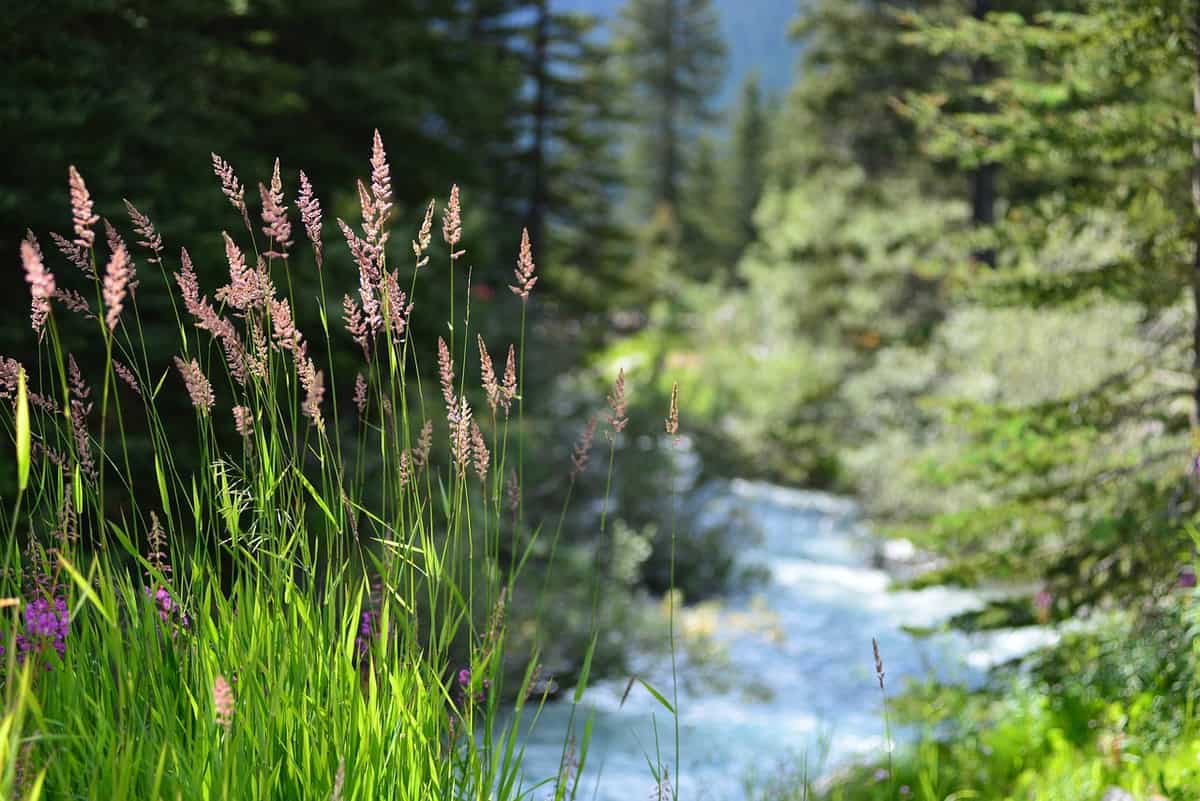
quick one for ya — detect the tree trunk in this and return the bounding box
[526,0,550,256]
[659,0,679,211]
[970,0,997,268]
[1191,25,1200,423]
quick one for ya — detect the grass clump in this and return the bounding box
[0,132,663,800]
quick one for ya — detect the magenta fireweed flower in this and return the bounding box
[355,609,375,659]
[2,595,70,669]
[144,585,190,634]
[1034,589,1052,623]
[456,666,490,705]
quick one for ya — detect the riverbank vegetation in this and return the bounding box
[696,0,1200,799]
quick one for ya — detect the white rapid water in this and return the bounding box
[512,480,1057,801]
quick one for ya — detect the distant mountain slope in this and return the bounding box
[553,0,800,105]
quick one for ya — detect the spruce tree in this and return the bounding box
[729,72,770,257]
[614,0,727,216]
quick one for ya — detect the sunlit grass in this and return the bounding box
[0,134,680,800]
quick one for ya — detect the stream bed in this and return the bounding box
[515,480,1056,800]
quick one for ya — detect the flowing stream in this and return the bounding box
[515,480,1056,801]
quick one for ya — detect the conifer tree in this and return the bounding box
[614,0,727,216]
[516,5,632,310]
[729,73,770,257]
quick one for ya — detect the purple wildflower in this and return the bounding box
[355,609,375,659]
[1034,589,1052,623]
[144,584,190,634]
[1178,567,1197,589]
[456,666,490,705]
[8,595,70,669]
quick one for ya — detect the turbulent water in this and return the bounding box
[514,480,1055,801]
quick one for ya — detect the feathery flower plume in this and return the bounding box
[232,405,254,437]
[146,510,170,577]
[113,359,141,396]
[123,199,163,263]
[450,397,473,478]
[34,442,70,471]
[54,287,91,317]
[269,298,303,355]
[103,219,127,263]
[470,421,490,481]
[557,736,578,796]
[399,449,413,489]
[370,129,392,215]
[147,510,170,578]
[510,228,537,300]
[505,468,520,514]
[412,420,433,469]
[358,274,382,342]
[355,180,387,256]
[102,243,132,331]
[0,357,21,400]
[665,382,679,441]
[297,171,323,268]
[103,220,138,292]
[217,232,273,312]
[21,235,54,336]
[382,270,412,340]
[502,345,517,412]
[343,294,370,359]
[478,335,500,412]
[29,391,60,415]
[872,637,885,691]
[653,767,675,801]
[570,416,598,479]
[339,217,383,296]
[353,373,368,416]
[49,231,94,278]
[211,153,250,228]
[68,355,96,480]
[176,248,251,385]
[299,358,325,431]
[174,357,214,414]
[68,166,98,249]
[339,218,383,343]
[484,586,508,654]
[606,368,628,438]
[442,185,464,259]
[175,247,201,308]
[437,337,455,409]
[55,484,78,548]
[259,158,292,258]
[68,356,92,415]
[213,675,234,732]
[412,199,435,268]
[248,322,268,380]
